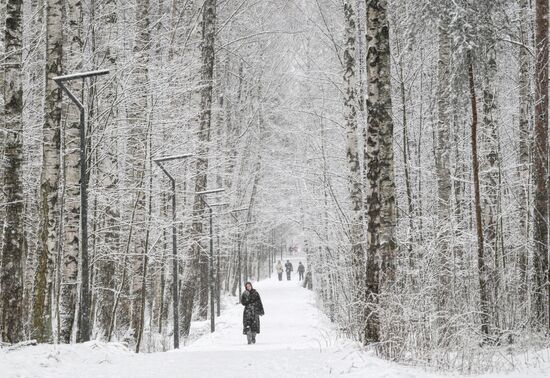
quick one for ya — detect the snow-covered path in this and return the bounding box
[3,269,550,377]
[190,273,334,352]
[0,272,404,378]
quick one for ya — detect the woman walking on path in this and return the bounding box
[241,282,265,344]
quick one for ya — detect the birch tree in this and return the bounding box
[1,0,24,344]
[479,6,500,332]
[364,0,396,345]
[32,0,63,343]
[0,0,6,260]
[342,0,365,339]
[59,0,84,343]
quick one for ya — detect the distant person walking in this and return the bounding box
[297,262,305,281]
[276,261,284,281]
[285,260,293,280]
[241,281,264,344]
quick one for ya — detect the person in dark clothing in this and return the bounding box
[304,271,313,290]
[297,262,305,281]
[285,260,293,280]
[241,281,264,344]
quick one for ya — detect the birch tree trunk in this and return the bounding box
[533,0,549,329]
[0,0,6,265]
[128,0,150,343]
[182,0,217,335]
[198,0,218,319]
[32,0,63,343]
[364,0,396,345]
[1,0,24,344]
[59,0,83,343]
[480,39,499,332]
[343,0,365,339]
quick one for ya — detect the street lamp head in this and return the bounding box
[229,207,249,213]
[209,202,230,207]
[53,69,110,82]
[153,153,194,163]
[196,188,225,196]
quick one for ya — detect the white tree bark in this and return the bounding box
[0,0,4,274]
[1,0,25,344]
[364,0,396,345]
[343,0,365,339]
[128,0,150,343]
[480,33,499,333]
[32,0,63,343]
[59,0,83,343]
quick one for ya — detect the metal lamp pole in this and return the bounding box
[216,232,221,317]
[153,153,193,349]
[203,202,229,318]
[196,188,225,333]
[229,207,248,299]
[53,69,109,342]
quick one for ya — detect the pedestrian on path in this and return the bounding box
[276,261,284,281]
[297,262,305,281]
[241,281,264,344]
[304,271,313,290]
[285,260,293,280]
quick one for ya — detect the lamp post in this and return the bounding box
[216,233,221,317]
[153,153,193,349]
[196,188,225,333]
[229,207,249,299]
[53,69,109,342]
[205,202,229,318]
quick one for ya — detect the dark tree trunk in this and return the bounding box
[182,0,217,334]
[533,0,549,330]
[469,54,490,337]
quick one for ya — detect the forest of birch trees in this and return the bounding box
[1,0,550,373]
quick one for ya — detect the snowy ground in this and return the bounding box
[2,267,550,377]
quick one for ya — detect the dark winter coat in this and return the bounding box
[241,289,264,334]
[298,263,305,273]
[285,262,293,272]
